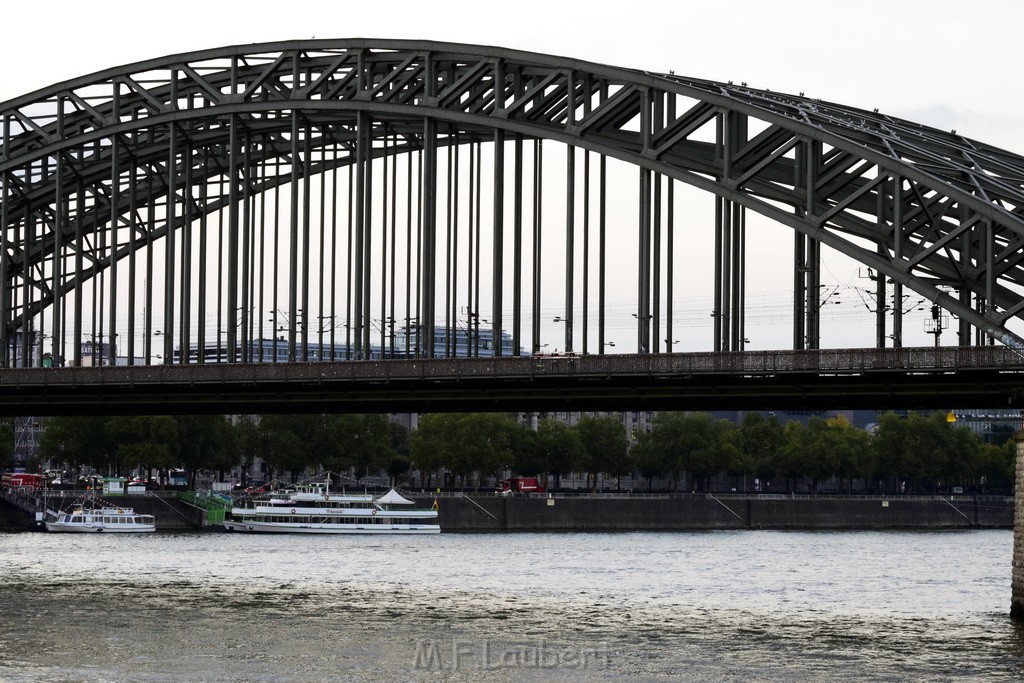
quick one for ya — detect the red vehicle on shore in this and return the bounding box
[497,477,546,494]
[2,472,47,492]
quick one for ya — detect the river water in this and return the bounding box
[0,529,1020,682]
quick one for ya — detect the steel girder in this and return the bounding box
[2,38,1024,366]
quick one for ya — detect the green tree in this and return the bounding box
[977,439,1014,492]
[411,413,454,489]
[575,416,629,492]
[38,415,113,476]
[410,413,520,490]
[448,413,520,490]
[740,412,784,488]
[238,414,319,483]
[630,429,665,491]
[175,415,239,486]
[529,419,585,489]
[383,420,412,487]
[106,415,179,481]
[874,411,980,493]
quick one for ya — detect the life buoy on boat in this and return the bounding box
[290,508,296,514]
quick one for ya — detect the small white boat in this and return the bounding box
[45,504,156,533]
[224,482,440,534]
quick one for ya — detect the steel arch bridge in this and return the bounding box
[3,39,1024,373]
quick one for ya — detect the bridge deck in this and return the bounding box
[1,346,1022,415]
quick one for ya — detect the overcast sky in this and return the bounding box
[2,0,1020,351]
[3,0,1019,148]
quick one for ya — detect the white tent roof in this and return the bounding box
[375,489,415,505]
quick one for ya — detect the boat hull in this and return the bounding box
[45,522,155,533]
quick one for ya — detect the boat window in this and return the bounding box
[72,516,82,523]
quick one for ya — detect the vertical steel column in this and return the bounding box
[512,135,523,356]
[875,180,888,349]
[345,160,353,359]
[447,129,459,356]
[793,143,807,351]
[0,115,8,366]
[379,133,389,356]
[984,218,994,345]
[639,166,652,354]
[361,118,374,358]
[565,142,575,354]
[731,203,745,350]
[414,146,423,356]
[421,50,438,358]
[107,106,120,365]
[732,113,748,351]
[637,88,653,354]
[197,149,209,362]
[564,71,577,355]
[492,128,505,356]
[354,112,366,358]
[713,114,726,353]
[468,137,476,355]
[958,213,972,346]
[652,90,663,355]
[288,113,301,362]
[720,197,732,351]
[531,140,543,354]
[237,133,251,363]
[581,76,592,356]
[891,176,904,348]
[404,148,414,357]
[598,154,607,354]
[665,94,676,354]
[421,117,438,358]
[329,143,339,359]
[388,134,398,358]
[582,149,590,356]
[806,235,820,349]
[876,244,887,349]
[302,125,313,362]
[21,212,33,365]
[52,104,65,366]
[473,140,482,357]
[181,145,194,362]
[165,119,179,364]
[652,173,661,355]
[666,176,674,353]
[72,182,84,367]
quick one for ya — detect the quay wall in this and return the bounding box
[1,494,1012,532]
[415,495,1013,532]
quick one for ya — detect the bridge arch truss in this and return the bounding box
[2,39,1024,368]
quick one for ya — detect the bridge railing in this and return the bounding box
[2,345,1022,387]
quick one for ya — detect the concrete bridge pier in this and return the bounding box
[1013,431,1024,619]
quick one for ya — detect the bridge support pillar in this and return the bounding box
[1012,430,1024,619]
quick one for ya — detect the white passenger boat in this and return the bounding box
[45,504,156,533]
[224,483,440,534]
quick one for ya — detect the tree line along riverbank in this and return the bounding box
[2,410,1014,497]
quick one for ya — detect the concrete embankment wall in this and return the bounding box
[417,495,1013,532]
[2,494,1011,532]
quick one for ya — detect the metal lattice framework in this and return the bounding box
[3,38,1024,369]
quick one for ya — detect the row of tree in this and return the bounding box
[5,411,1017,493]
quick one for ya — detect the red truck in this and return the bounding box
[2,472,47,492]
[497,476,546,494]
